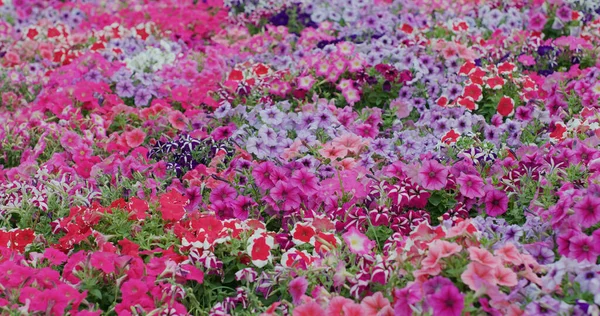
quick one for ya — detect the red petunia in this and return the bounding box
[462,83,482,101]
[159,190,189,222]
[497,96,515,117]
[291,223,316,245]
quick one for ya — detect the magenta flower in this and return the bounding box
[291,168,319,196]
[569,234,599,263]
[573,195,600,228]
[209,184,237,205]
[418,160,448,190]
[484,189,508,216]
[342,226,376,255]
[428,285,464,316]
[456,173,485,199]
[270,181,302,211]
[252,161,277,190]
[529,13,547,32]
[288,276,308,305]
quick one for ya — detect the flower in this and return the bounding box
[461,262,496,290]
[291,168,319,196]
[497,96,515,117]
[569,234,599,263]
[484,189,508,216]
[428,285,464,316]
[124,128,146,148]
[361,292,392,316]
[342,226,376,255]
[288,276,309,305]
[269,181,302,211]
[574,195,600,228]
[293,301,325,316]
[168,111,189,130]
[418,159,448,190]
[456,173,485,199]
[247,231,274,268]
[529,13,547,32]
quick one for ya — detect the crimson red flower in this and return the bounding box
[159,190,189,222]
[291,223,316,245]
[497,96,515,117]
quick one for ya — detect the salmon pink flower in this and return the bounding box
[493,265,518,287]
[361,292,392,316]
[461,262,497,290]
[168,111,189,130]
[294,301,325,316]
[468,247,501,267]
[343,226,376,255]
[319,143,349,160]
[124,128,146,148]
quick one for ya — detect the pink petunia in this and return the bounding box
[418,159,449,190]
[468,247,501,267]
[293,301,325,316]
[528,13,547,32]
[124,128,146,148]
[484,189,509,216]
[461,262,497,291]
[288,276,309,305]
[361,292,392,316]
[270,180,302,211]
[456,173,485,199]
[428,285,464,316]
[342,226,376,256]
[573,195,600,228]
[569,234,599,262]
[168,111,189,130]
[291,168,319,196]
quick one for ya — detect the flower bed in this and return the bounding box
[1,0,600,315]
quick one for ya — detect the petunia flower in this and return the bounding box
[288,276,309,305]
[342,226,376,256]
[428,285,464,316]
[484,189,509,216]
[456,173,485,199]
[418,159,449,190]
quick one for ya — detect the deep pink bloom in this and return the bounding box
[484,189,508,216]
[288,276,308,305]
[291,168,319,196]
[529,13,547,32]
[90,252,117,274]
[43,248,68,265]
[209,184,237,205]
[270,180,302,211]
[121,279,148,300]
[456,173,485,199]
[252,161,277,190]
[574,195,600,228]
[569,234,599,262]
[418,160,448,190]
[428,285,464,316]
[557,229,578,256]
